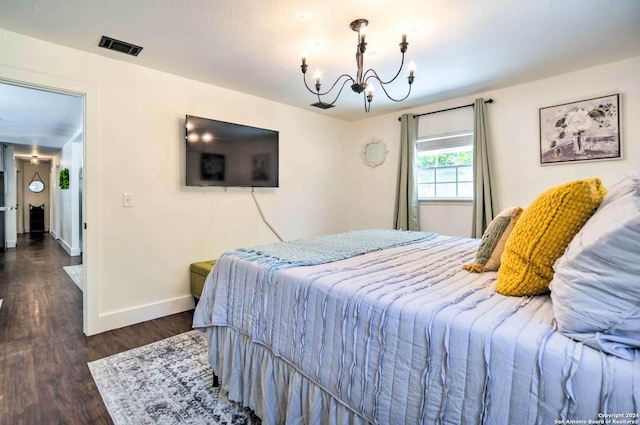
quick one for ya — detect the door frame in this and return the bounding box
[0,66,100,336]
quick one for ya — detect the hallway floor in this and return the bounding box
[0,234,193,424]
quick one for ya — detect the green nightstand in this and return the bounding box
[190,259,217,301]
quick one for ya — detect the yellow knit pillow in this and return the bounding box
[496,178,606,296]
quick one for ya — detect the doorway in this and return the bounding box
[0,79,88,329]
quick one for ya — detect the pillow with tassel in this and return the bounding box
[463,206,523,273]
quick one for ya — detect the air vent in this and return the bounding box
[98,36,143,57]
[310,102,334,109]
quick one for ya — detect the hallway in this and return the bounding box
[0,234,193,424]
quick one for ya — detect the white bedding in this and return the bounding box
[194,233,639,424]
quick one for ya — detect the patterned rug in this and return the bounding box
[63,265,83,291]
[88,330,261,425]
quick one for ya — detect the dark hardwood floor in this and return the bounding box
[0,234,194,424]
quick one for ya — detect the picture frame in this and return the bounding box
[539,94,620,165]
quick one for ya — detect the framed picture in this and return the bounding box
[539,94,620,165]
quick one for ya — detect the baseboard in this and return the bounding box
[6,239,16,249]
[58,238,82,257]
[90,296,195,335]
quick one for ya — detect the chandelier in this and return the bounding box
[300,19,415,113]
[30,155,40,165]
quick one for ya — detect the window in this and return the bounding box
[416,131,474,200]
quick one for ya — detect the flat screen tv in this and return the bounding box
[185,115,279,187]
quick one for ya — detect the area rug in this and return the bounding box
[88,330,261,425]
[63,264,83,291]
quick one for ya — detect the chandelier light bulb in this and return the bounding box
[313,69,322,91]
[359,24,367,42]
[366,83,374,106]
[366,83,374,96]
[408,60,416,84]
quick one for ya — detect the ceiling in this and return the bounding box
[0,0,638,156]
[0,82,83,160]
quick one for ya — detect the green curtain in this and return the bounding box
[394,114,420,230]
[471,98,496,238]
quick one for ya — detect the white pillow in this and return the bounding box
[549,169,640,360]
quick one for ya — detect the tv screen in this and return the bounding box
[185,115,279,187]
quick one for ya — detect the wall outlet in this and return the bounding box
[123,192,134,207]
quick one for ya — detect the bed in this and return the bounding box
[193,229,640,425]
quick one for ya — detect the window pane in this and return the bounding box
[459,182,473,198]
[418,183,435,198]
[438,153,458,167]
[418,168,435,183]
[458,166,473,182]
[436,167,457,183]
[416,132,474,200]
[417,154,437,168]
[435,183,457,198]
[459,149,473,165]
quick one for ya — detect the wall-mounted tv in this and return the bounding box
[185,115,279,188]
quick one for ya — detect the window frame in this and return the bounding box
[416,131,474,203]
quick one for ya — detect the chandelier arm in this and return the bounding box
[303,73,355,97]
[302,75,316,94]
[362,54,405,86]
[363,93,371,113]
[316,78,353,106]
[365,75,413,102]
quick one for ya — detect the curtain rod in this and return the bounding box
[397,98,494,121]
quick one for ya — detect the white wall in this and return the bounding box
[342,110,474,236]
[346,56,640,236]
[53,138,83,256]
[50,156,60,239]
[0,28,351,335]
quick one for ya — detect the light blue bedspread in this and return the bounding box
[194,233,639,425]
[230,229,436,276]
